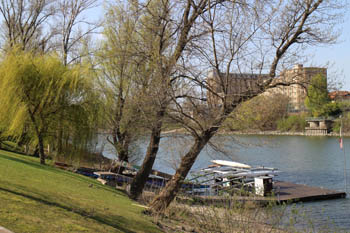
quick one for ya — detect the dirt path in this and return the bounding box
[0,227,13,233]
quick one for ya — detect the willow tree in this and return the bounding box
[0,49,91,164]
[49,0,100,156]
[149,0,344,212]
[54,0,99,66]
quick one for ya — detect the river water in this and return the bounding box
[102,134,350,231]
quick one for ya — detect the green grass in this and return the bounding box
[0,150,161,233]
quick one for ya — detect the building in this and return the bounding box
[269,64,327,112]
[207,64,327,112]
[329,91,350,102]
[207,69,269,108]
[329,91,350,114]
[305,117,334,135]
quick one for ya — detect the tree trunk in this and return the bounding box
[117,146,129,162]
[128,108,165,199]
[114,131,130,163]
[28,110,46,165]
[115,144,129,174]
[55,112,64,156]
[149,130,213,212]
[57,127,63,155]
[38,134,45,165]
[33,145,39,157]
[108,128,131,174]
[17,131,27,147]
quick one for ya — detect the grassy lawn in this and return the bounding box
[0,150,161,233]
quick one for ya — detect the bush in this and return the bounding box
[224,94,289,131]
[333,112,350,133]
[277,115,307,132]
[318,102,341,117]
[332,121,340,133]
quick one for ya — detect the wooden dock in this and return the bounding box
[178,181,346,206]
[273,181,346,203]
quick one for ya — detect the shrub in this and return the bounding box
[224,94,289,131]
[333,112,350,133]
[319,102,341,117]
[277,115,307,132]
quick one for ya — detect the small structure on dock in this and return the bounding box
[305,117,334,135]
[254,176,273,196]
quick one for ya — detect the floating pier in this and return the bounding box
[273,181,346,203]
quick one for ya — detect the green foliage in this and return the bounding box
[332,121,341,133]
[337,101,350,113]
[95,2,155,162]
[0,150,161,233]
[0,50,65,135]
[0,49,98,163]
[333,113,350,133]
[318,102,341,117]
[277,115,307,132]
[305,74,330,117]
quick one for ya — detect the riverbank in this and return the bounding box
[162,128,350,137]
[226,130,350,137]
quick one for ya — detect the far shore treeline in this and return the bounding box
[0,0,347,212]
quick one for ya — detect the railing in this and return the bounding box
[305,117,335,121]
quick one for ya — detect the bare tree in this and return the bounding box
[127,0,229,200]
[149,0,344,212]
[53,0,99,65]
[264,0,342,77]
[0,0,55,51]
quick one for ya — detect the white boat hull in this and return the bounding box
[211,160,251,169]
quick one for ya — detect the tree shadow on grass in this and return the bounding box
[0,186,141,233]
[0,153,51,171]
[0,153,128,197]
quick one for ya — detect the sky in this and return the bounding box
[89,1,350,90]
[306,13,350,91]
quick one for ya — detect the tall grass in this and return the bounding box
[146,191,342,232]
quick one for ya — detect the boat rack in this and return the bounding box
[185,160,279,197]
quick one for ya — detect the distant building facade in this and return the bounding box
[268,64,327,112]
[207,70,269,108]
[207,64,327,112]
